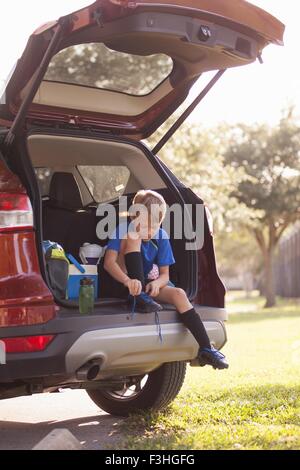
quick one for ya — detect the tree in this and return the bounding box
[148,120,245,231]
[224,111,300,307]
[215,228,263,296]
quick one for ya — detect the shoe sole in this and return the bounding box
[138,308,163,314]
[190,358,229,369]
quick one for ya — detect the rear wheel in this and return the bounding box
[87,361,187,417]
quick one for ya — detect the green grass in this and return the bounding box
[119,293,300,450]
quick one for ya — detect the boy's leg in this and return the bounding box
[155,286,211,349]
[155,286,228,369]
[123,237,162,313]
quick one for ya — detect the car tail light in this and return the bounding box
[0,193,33,232]
[1,335,55,353]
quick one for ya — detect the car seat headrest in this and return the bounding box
[49,172,83,209]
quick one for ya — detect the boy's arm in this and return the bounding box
[104,249,142,296]
[157,266,170,287]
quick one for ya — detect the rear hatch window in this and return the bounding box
[44,43,173,96]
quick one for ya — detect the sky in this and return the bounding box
[0,0,299,126]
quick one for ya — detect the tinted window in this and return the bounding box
[78,166,130,203]
[44,43,173,96]
[35,168,54,197]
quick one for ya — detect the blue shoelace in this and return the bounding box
[130,294,163,344]
[155,311,163,344]
[130,296,137,319]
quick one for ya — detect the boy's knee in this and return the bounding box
[171,288,187,300]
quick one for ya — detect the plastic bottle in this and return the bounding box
[79,278,95,314]
[79,243,103,265]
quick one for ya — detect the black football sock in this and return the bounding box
[124,252,145,291]
[180,308,211,350]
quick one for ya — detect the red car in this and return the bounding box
[0,0,283,416]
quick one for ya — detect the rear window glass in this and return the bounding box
[78,165,130,203]
[34,168,54,197]
[44,43,173,96]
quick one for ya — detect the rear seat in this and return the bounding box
[43,172,99,258]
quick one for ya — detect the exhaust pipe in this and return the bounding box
[76,361,101,381]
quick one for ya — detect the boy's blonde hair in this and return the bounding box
[131,190,167,223]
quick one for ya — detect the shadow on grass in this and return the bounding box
[119,383,300,450]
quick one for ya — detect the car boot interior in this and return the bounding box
[43,172,100,257]
[26,132,194,305]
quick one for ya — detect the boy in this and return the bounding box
[104,190,228,370]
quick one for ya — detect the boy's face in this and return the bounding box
[133,210,161,240]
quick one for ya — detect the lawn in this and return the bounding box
[119,292,300,450]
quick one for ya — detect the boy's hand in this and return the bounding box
[124,279,142,296]
[145,280,161,298]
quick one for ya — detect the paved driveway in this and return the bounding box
[0,390,124,450]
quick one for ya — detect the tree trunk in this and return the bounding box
[242,272,253,298]
[263,249,276,308]
[253,220,292,308]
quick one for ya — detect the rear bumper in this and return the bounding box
[65,320,226,378]
[0,306,227,385]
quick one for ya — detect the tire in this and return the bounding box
[86,361,187,417]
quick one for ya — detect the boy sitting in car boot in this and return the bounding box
[104,190,228,370]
